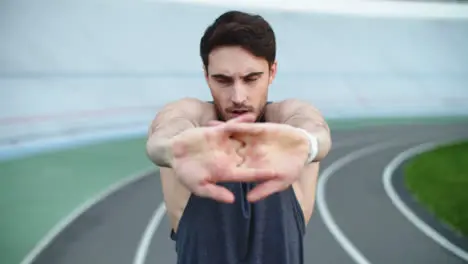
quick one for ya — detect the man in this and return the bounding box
[146,10,332,264]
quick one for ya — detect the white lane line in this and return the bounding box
[382,141,468,262]
[20,167,156,264]
[18,136,361,264]
[316,141,400,264]
[133,203,167,264]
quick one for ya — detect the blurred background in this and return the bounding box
[1,0,467,264]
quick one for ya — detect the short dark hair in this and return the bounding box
[200,10,276,69]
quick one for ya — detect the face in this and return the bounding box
[204,46,277,121]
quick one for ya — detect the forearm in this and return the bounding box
[145,98,204,168]
[146,118,196,168]
[273,99,332,162]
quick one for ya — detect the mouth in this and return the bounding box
[229,110,250,116]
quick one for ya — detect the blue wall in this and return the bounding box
[1,0,467,147]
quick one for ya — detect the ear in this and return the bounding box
[269,61,277,85]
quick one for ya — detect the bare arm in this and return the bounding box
[267,98,332,162]
[267,99,331,223]
[146,97,211,168]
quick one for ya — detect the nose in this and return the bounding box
[231,83,247,105]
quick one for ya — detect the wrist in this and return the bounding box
[146,137,175,168]
[295,127,319,164]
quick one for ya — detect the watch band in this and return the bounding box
[296,128,319,164]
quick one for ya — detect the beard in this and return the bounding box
[212,101,268,122]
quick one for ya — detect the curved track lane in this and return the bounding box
[28,122,468,264]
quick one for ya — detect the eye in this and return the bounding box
[244,76,260,83]
[214,77,233,85]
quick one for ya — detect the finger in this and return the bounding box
[210,114,255,132]
[247,179,286,202]
[197,183,235,203]
[227,113,256,124]
[223,123,265,136]
[215,167,277,183]
[228,139,244,155]
[209,113,256,134]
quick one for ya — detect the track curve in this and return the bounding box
[28,121,468,264]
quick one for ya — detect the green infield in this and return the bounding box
[404,140,468,237]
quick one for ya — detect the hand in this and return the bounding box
[224,122,310,202]
[170,114,275,203]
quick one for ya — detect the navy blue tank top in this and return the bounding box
[170,102,305,264]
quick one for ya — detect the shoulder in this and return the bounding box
[160,97,211,111]
[267,98,320,112]
[155,97,216,126]
[265,99,323,123]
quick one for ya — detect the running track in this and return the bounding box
[26,121,468,264]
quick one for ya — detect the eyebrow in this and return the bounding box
[210,72,264,79]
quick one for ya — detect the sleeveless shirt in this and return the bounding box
[170,102,306,264]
